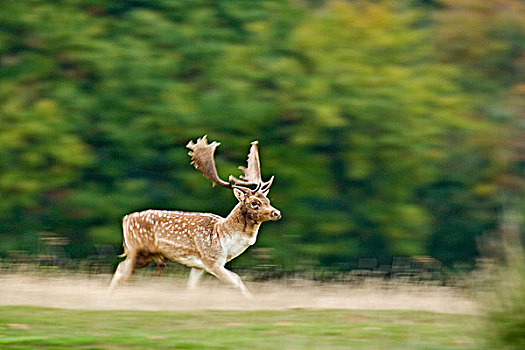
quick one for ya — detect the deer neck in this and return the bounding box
[219,203,260,238]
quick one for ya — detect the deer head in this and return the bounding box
[187,136,281,223]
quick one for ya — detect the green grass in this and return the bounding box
[0,306,480,349]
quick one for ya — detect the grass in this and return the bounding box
[0,306,480,350]
[481,221,525,349]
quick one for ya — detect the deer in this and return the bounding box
[108,136,281,298]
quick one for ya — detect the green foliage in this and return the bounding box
[435,0,525,90]
[281,1,466,263]
[0,0,518,268]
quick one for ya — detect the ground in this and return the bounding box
[0,273,477,313]
[0,273,482,349]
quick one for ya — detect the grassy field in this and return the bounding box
[0,306,480,350]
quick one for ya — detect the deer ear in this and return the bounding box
[233,188,245,202]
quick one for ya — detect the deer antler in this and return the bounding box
[187,135,232,188]
[229,141,261,186]
[230,141,274,193]
[187,136,274,194]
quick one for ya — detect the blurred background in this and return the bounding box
[0,0,523,275]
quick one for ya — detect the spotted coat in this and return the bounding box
[108,136,281,298]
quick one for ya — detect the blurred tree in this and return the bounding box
[422,0,525,264]
[272,0,471,265]
[0,0,515,269]
[0,2,94,253]
[435,0,525,91]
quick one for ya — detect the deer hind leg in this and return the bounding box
[187,268,204,290]
[206,265,253,299]
[108,250,156,293]
[108,251,137,293]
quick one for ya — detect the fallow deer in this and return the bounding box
[108,136,281,298]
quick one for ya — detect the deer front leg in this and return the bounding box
[206,264,253,299]
[187,268,204,290]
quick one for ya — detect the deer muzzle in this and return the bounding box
[271,209,281,221]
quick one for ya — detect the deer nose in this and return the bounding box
[271,210,281,220]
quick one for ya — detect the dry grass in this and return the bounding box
[0,272,478,314]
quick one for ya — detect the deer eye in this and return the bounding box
[251,201,259,208]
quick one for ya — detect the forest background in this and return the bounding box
[1,0,523,271]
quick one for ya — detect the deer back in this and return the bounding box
[122,209,225,268]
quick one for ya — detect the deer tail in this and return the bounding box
[118,247,128,258]
[119,215,130,258]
